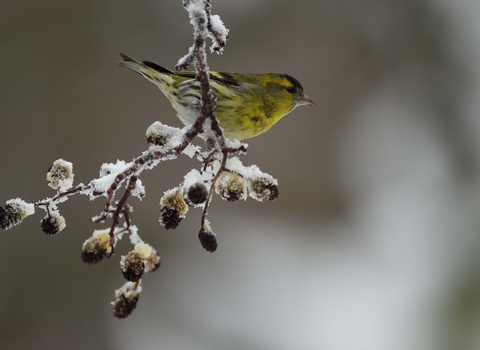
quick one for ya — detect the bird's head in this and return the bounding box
[262,74,315,118]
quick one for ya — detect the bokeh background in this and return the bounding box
[1,0,480,349]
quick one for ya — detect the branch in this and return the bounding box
[0,0,278,319]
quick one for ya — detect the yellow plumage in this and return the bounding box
[118,53,314,141]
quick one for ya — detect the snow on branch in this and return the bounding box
[0,0,277,319]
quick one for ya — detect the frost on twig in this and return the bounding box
[0,0,278,319]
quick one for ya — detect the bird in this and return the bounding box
[118,53,314,141]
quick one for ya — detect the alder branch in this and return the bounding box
[0,0,277,319]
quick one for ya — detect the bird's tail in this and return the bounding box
[118,53,176,87]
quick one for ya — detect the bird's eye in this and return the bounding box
[286,86,296,94]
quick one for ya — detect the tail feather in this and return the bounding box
[119,52,136,63]
[118,53,145,76]
[118,52,174,76]
[143,60,174,75]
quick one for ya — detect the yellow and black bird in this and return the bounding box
[119,53,314,141]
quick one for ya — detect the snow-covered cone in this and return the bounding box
[46,159,74,191]
[183,169,210,207]
[215,171,247,201]
[159,187,188,229]
[244,166,279,202]
[41,211,66,236]
[198,220,217,253]
[146,121,180,147]
[112,281,141,319]
[120,251,145,282]
[81,229,112,264]
[120,242,159,282]
[0,198,35,230]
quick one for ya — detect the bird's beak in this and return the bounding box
[296,93,315,106]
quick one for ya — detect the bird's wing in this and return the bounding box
[175,71,240,87]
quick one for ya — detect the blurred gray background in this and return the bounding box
[1,0,480,349]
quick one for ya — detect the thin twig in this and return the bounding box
[35,184,91,209]
[200,150,228,228]
[107,175,138,256]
